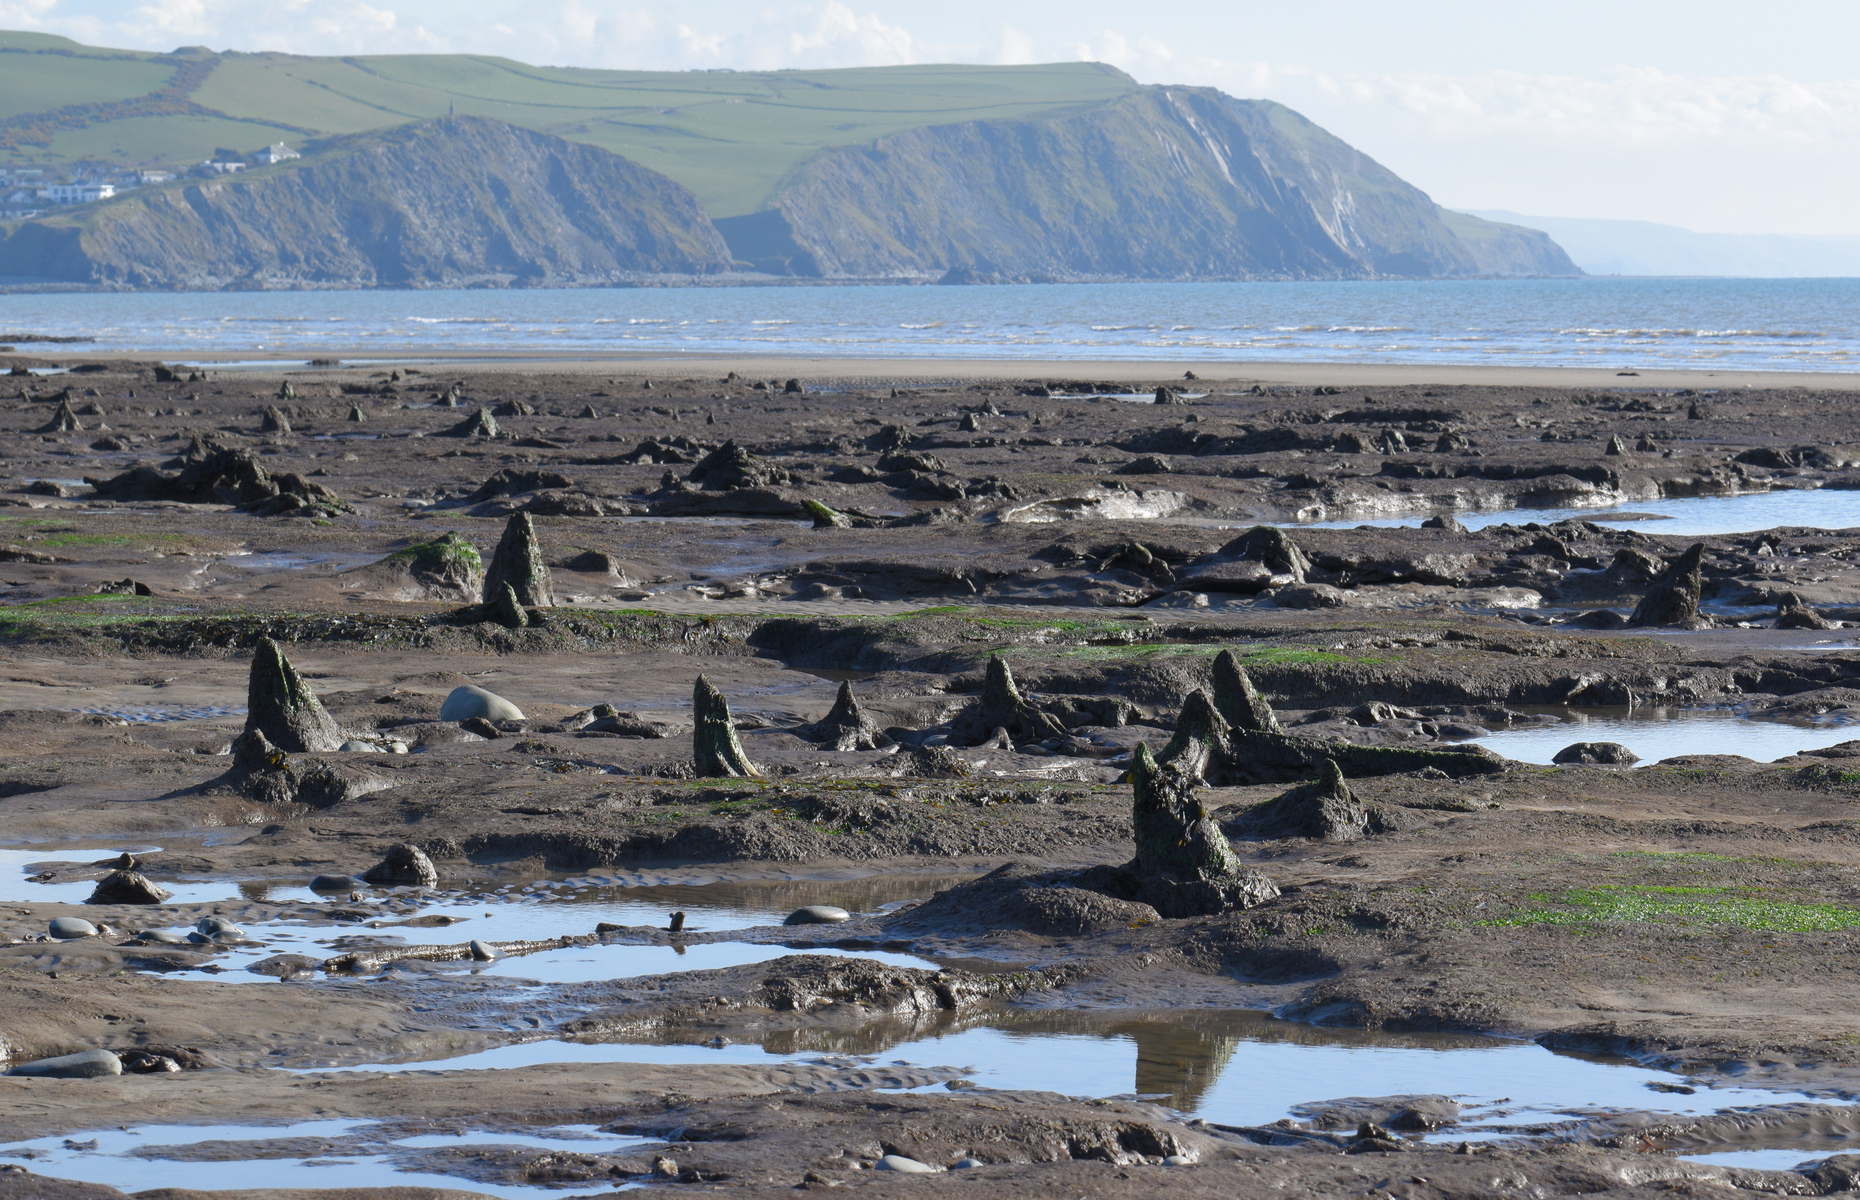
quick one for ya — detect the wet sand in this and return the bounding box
[2,357,1860,1196]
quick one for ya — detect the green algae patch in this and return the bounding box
[1484,884,1860,933]
[382,531,482,574]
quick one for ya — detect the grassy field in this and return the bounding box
[0,33,1136,216]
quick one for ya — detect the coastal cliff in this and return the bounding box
[0,116,734,288]
[721,88,1576,281]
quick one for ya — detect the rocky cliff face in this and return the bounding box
[0,116,733,288]
[731,87,1577,280]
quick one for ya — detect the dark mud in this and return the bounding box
[4,363,1860,1197]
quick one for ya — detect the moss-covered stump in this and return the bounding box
[694,674,760,778]
[244,636,345,753]
[793,681,893,751]
[483,512,554,608]
[949,656,1070,746]
[1229,759,1384,841]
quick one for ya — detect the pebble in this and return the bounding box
[339,739,381,752]
[439,684,526,722]
[951,1158,985,1170]
[135,929,188,945]
[784,905,852,925]
[469,939,497,961]
[310,875,363,892]
[875,1155,936,1173]
[7,1048,121,1079]
[1162,1155,1194,1166]
[248,953,320,978]
[48,917,97,940]
[195,916,245,938]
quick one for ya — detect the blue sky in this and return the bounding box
[4,0,1856,235]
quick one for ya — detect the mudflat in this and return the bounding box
[3,358,1860,1197]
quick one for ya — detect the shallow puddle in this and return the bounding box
[1472,706,1860,766]
[0,1120,648,1198]
[323,1009,1816,1137]
[1295,488,1860,537]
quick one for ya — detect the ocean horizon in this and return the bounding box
[3,276,1858,373]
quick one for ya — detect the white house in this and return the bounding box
[199,160,246,174]
[255,143,299,165]
[38,182,116,204]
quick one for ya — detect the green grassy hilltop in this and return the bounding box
[0,32,1135,217]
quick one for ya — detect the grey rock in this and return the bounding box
[1275,582,1349,609]
[48,917,98,939]
[784,905,851,925]
[261,404,291,434]
[248,953,319,977]
[439,684,525,722]
[445,407,500,438]
[1216,525,1310,582]
[1552,741,1641,766]
[688,441,791,491]
[1627,542,1708,628]
[339,739,382,752]
[135,929,189,945]
[876,1155,936,1173]
[469,939,497,961]
[1776,590,1837,630]
[1115,455,1172,475]
[7,1048,121,1078]
[952,1158,985,1169]
[361,843,439,889]
[244,636,346,753]
[86,870,171,905]
[1421,514,1468,533]
[309,874,363,892]
[195,916,245,938]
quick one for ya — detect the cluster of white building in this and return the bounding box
[0,144,299,218]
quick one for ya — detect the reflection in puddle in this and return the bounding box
[325,1008,1812,1135]
[1473,705,1860,766]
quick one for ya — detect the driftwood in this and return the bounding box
[322,935,576,973]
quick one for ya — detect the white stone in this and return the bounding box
[339,739,381,752]
[8,1048,121,1078]
[440,684,525,722]
[784,905,851,925]
[48,917,97,939]
[875,1155,936,1173]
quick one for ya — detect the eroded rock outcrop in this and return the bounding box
[86,448,347,517]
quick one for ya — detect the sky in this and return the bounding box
[3,0,1857,236]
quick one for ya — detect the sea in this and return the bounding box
[1,276,1857,371]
